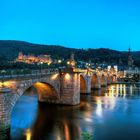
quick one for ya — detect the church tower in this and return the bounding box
[67,52,76,68]
[128,48,134,69]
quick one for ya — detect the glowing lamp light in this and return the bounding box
[51,74,59,80]
[3,82,9,87]
[48,62,51,65]
[65,73,71,80]
[67,61,70,65]
[58,60,62,63]
[0,81,13,88]
[0,82,3,88]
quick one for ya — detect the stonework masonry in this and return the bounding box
[0,68,117,139]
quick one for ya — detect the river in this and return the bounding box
[10,84,140,140]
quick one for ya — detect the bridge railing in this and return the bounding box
[0,69,59,80]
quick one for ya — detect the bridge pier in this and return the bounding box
[0,90,13,140]
[60,68,80,105]
[85,76,92,93]
[100,76,107,87]
[107,76,112,85]
[80,75,91,94]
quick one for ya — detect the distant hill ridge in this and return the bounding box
[0,40,140,66]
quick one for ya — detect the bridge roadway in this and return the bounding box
[0,67,117,138]
[124,69,140,75]
[0,69,59,80]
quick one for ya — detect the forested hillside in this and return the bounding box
[0,40,140,67]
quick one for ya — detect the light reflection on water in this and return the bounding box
[10,84,140,140]
[25,129,32,140]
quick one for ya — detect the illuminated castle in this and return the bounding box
[17,52,52,64]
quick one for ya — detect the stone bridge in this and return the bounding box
[0,68,117,137]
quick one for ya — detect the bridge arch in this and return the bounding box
[26,82,59,101]
[91,74,101,89]
[10,77,60,113]
[80,75,87,94]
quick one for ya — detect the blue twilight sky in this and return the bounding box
[0,0,140,51]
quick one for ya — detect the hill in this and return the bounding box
[0,40,140,67]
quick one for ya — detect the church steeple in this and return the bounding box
[128,47,133,69]
[128,48,131,55]
[67,52,76,68]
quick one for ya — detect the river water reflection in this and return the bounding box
[11,84,140,140]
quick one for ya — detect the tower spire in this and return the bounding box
[128,47,133,69]
[67,52,76,68]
